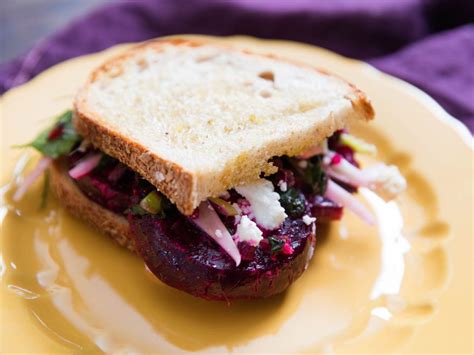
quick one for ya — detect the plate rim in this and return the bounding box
[0,35,472,353]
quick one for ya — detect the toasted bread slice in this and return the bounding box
[74,37,374,215]
[49,158,135,252]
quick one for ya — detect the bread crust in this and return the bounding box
[74,37,374,215]
[49,158,136,252]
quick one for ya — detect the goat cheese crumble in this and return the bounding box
[277,180,288,192]
[236,179,287,230]
[236,215,263,246]
[365,164,407,201]
[302,215,316,225]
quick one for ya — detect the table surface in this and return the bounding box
[0,0,107,65]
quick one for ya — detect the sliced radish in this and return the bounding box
[325,180,375,225]
[13,156,53,202]
[191,201,241,266]
[68,153,102,179]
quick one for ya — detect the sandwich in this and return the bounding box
[13,38,406,301]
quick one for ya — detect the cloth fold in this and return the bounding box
[1,0,473,131]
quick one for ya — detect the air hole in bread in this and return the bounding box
[108,66,123,78]
[258,71,274,82]
[196,53,218,63]
[137,58,149,71]
[260,89,272,98]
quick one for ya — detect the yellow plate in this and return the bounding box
[1,35,472,353]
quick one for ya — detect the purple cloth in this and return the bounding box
[1,0,473,131]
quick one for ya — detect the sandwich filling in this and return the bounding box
[15,111,406,299]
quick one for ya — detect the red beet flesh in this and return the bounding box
[131,215,314,300]
[66,139,354,300]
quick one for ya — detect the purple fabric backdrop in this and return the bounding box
[1,0,473,131]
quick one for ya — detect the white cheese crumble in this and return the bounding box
[365,164,407,201]
[302,214,316,225]
[277,180,288,192]
[215,229,223,239]
[235,216,263,246]
[298,160,308,169]
[235,178,287,230]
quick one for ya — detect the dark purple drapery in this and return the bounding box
[1,0,473,131]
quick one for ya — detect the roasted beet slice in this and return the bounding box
[130,215,315,301]
[307,195,343,222]
[75,176,133,214]
[67,144,334,300]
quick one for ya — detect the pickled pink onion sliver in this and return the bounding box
[325,151,370,187]
[68,153,102,179]
[191,201,241,266]
[325,167,355,186]
[13,156,53,202]
[325,180,376,225]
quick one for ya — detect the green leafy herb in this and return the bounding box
[279,187,305,218]
[268,236,285,253]
[22,110,80,158]
[286,155,328,195]
[305,156,328,195]
[38,170,50,210]
[96,154,116,170]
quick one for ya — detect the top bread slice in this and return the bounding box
[74,37,374,215]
